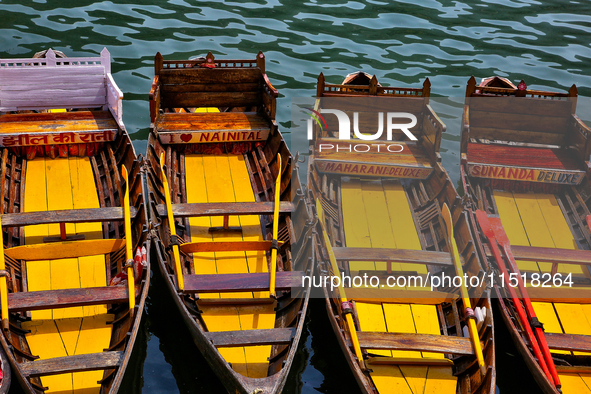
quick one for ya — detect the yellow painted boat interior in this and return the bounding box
[185,153,276,378]
[341,178,457,394]
[21,157,113,394]
[493,190,591,393]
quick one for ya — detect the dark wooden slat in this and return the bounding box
[183,271,304,293]
[20,351,123,377]
[2,207,137,227]
[205,328,295,347]
[332,247,452,267]
[156,201,293,218]
[357,331,476,355]
[483,244,591,266]
[8,286,132,312]
[545,332,591,352]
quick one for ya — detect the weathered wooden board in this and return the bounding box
[8,286,131,312]
[2,206,136,227]
[155,201,292,218]
[467,163,584,185]
[332,247,452,266]
[357,332,475,355]
[316,160,432,179]
[204,328,295,347]
[183,271,304,293]
[467,143,582,170]
[20,351,123,377]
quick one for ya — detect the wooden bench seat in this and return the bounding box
[358,331,478,356]
[2,206,136,227]
[183,271,304,293]
[204,327,295,347]
[467,143,582,171]
[0,111,118,148]
[483,244,591,266]
[155,112,272,144]
[332,247,452,267]
[545,332,591,353]
[155,201,292,218]
[20,351,123,377]
[155,112,270,133]
[8,286,132,312]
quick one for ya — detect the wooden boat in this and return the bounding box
[0,48,150,394]
[460,76,591,394]
[307,72,496,394]
[144,51,314,394]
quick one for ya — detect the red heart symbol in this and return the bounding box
[180,134,192,143]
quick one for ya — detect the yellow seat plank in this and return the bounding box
[411,304,444,359]
[341,178,374,273]
[383,182,425,274]
[361,180,397,272]
[72,314,114,393]
[227,154,268,298]
[70,157,108,316]
[493,191,539,272]
[203,155,251,299]
[536,194,581,274]
[370,365,414,394]
[24,157,51,321]
[559,373,591,394]
[423,366,458,394]
[55,317,82,356]
[187,154,275,378]
[185,154,217,298]
[200,304,248,376]
[46,158,82,319]
[22,319,72,393]
[382,303,418,358]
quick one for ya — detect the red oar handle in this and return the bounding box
[488,215,561,389]
[474,211,553,384]
[587,215,591,232]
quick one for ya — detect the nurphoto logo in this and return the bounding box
[305,107,418,141]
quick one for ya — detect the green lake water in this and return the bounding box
[3,0,591,392]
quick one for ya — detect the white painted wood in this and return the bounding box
[0,48,122,117]
[106,73,125,130]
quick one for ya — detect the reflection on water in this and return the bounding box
[2,0,590,392]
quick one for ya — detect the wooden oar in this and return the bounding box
[159,153,184,291]
[488,214,561,389]
[269,154,281,297]
[474,210,553,385]
[0,216,8,330]
[121,165,135,311]
[316,199,365,370]
[441,203,486,377]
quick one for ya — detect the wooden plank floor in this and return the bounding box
[21,157,113,394]
[185,153,275,379]
[493,190,591,393]
[341,178,456,394]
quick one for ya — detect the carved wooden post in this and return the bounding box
[422,78,431,98]
[256,51,265,74]
[369,75,378,95]
[317,73,325,98]
[466,76,477,97]
[154,52,163,75]
[569,84,578,114]
[100,47,111,74]
[46,48,56,67]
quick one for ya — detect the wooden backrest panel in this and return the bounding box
[463,77,578,150]
[152,52,277,120]
[0,48,112,112]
